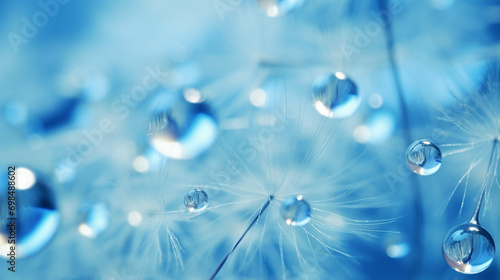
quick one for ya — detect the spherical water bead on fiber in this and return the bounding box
[184,189,209,213]
[281,195,311,226]
[312,72,361,119]
[406,139,442,175]
[442,223,495,274]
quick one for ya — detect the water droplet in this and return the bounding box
[148,94,218,160]
[281,195,311,226]
[312,72,361,119]
[258,0,304,17]
[0,168,60,258]
[184,189,209,213]
[406,139,442,175]
[78,203,109,239]
[442,223,495,274]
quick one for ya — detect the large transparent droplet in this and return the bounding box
[258,0,304,17]
[281,195,311,226]
[313,72,361,119]
[78,203,109,239]
[148,93,218,160]
[442,223,495,274]
[184,189,209,213]
[406,139,442,175]
[0,167,60,259]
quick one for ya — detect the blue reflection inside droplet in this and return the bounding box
[443,223,495,274]
[17,207,60,258]
[79,203,109,238]
[0,169,59,259]
[313,73,361,119]
[149,94,218,159]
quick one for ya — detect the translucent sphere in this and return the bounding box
[281,195,311,226]
[148,93,218,160]
[406,139,442,175]
[312,72,361,119]
[0,167,60,259]
[442,223,495,274]
[78,203,109,239]
[184,189,209,213]
[258,0,304,17]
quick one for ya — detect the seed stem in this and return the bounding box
[209,196,274,280]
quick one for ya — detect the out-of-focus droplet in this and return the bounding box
[78,203,109,239]
[2,102,28,126]
[442,223,495,274]
[386,242,410,258]
[184,189,209,213]
[0,167,60,259]
[127,211,142,227]
[353,110,395,145]
[258,0,304,17]
[406,139,442,175]
[281,195,311,226]
[148,94,218,160]
[313,72,361,119]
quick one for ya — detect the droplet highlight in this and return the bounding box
[312,72,361,119]
[281,195,311,226]
[78,203,109,238]
[406,139,442,175]
[184,189,209,213]
[258,0,304,17]
[442,223,495,274]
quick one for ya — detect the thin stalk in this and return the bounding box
[470,139,498,225]
[378,0,423,279]
[209,196,274,280]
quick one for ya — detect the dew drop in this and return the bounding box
[148,94,218,160]
[258,0,304,17]
[312,72,361,119]
[405,139,442,175]
[442,223,495,274]
[281,195,311,226]
[184,189,209,213]
[0,167,60,258]
[78,203,109,239]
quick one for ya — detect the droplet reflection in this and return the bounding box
[442,223,495,274]
[281,195,311,227]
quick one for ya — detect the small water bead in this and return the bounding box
[258,0,304,17]
[148,93,218,160]
[281,195,311,226]
[184,189,209,213]
[312,72,361,119]
[442,223,495,274]
[78,203,109,239]
[0,168,60,258]
[406,139,442,175]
